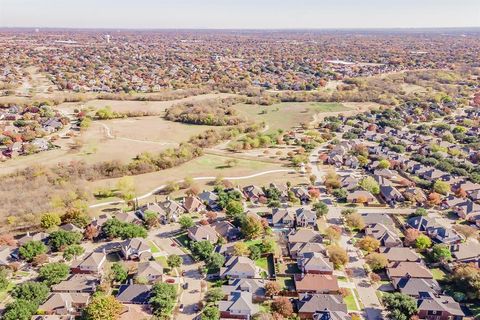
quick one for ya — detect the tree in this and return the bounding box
[110,263,128,283]
[144,210,159,228]
[378,159,391,169]
[39,262,69,286]
[226,200,244,218]
[207,253,225,270]
[265,281,281,297]
[359,176,380,194]
[167,255,183,269]
[404,228,421,246]
[206,287,225,303]
[448,264,480,300]
[12,281,49,303]
[332,188,348,201]
[415,235,432,250]
[345,212,365,231]
[103,218,147,239]
[40,212,61,230]
[49,230,83,251]
[116,176,136,202]
[63,244,85,261]
[428,192,442,205]
[84,294,123,320]
[324,170,341,190]
[233,242,250,256]
[202,305,220,320]
[241,216,264,240]
[150,282,177,318]
[84,224,100,241]
[382,292,418,320]
[190,241,214,261]
[433,180,451,195]
[0,267,9,291]
[179,216,194,229]
[365,253,388,271]
[357,236,380,253]
[431,244,452,263]
[325,226,341,243]
[18,240,47,262]
[249,244,262,260]
[327,245,348,269]
[412,208,428,217]
[3,299,38,320]
[261,238,277,254]
[271,297,293,318]
[313,202,328,218]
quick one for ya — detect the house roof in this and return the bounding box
[188,224,219,243]
[387,261,433,279]
[51,274,99,293]
[271,208,295,224]
[183,196,205,212]
[451,239,480,261]
[116,284,152,304]
[301,252,334,273]
[123,238,150,252]
[313,310,352,320]
[39,293,90,312]
[220,256,257,277]
[219,291,260,315]
[365,223,401,246]
[294,274,339,292]
[380,247,421,262]
[417,292,464,317]
[288,229,322,244]
[136,261,164,279]
[360,212,394,226]
[297,294,347,314]
[222,278,266,297]
[71,252,106,271]
[392,277,441,296]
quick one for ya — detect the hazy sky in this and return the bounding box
[1,0,479,29]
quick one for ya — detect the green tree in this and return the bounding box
[48,230,83,251]
[378,159,391,169]
[40,212,61,230]
[39,262,69,286]
[3,299,38,320]
[116,176,136,202]
[12,282,49,304]
[233,242,250,256]
[431,244,452,262]
[190,241,214,261]
[206,287,225,303]
[167,254,183,269]
[110,263,128,283]
[433,180,451,195]
[415,235,432,250]
[412,208,428,217]
[359,176,380,194]
[382,293,418,320]
[207,253,225,270]
[249,245,262,260]
[313,202,329,218]
[179,216,194,229]
[84,294,123,320]
[241,215,264,240]
[0,267,10,291]
[103,218,148,239]
[18,240,47,262]
[261,238,277,254]
[63,244,85,261]
[202,304,220,320]
[226,200,244,218]
[150,282,177,318]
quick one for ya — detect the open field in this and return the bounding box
[233,102,350,132]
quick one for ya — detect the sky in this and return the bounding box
[1,0,479,29]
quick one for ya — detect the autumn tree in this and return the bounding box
[271,297,293,318]
[265,281,281,297]
[404,228,420,246]
[84,294,123,320]
[365,253,388,271]
[325,225,342,243]
[40,212,61,230]
[327,245,348,269]
[345,212,366,231]
[241,216,264,240]
[233,242,250,256]
[357,236,380,253]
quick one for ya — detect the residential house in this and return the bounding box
[298,252,334,275]
[288,229,323,258]
[243,185,264,203]
[212,220,240,241]
[219,291,260,319]
[198,191,220,210]
[451,239,480,267]
[160,198,185,219]
[380,185,405,205]
[291,242,326,260]
[38,293,90,317]
[136,261,164,283]
[392,276,441,297]
[271,208,295,228]
[416,292,464,320]
[222,278,266,301]
[17,231,49,246]
[51,274,99,293]
[297,294,347,319]
[121,238,152,261]
[183,196,206,213]
[220,256,259,279]
[313,310,351,320]
[380,247,421,263]
[365,223,402,247]
[187,224,219,244]
[387,261,433,280]
[346,190,375,204]
[295,208,317,228]
[294,274,339,294]
[116,283,152,304]
[71,252,106,275]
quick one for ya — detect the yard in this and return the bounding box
[431,268,447,281]
[276,276,295,290]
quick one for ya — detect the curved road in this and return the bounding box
[89,169,295,208]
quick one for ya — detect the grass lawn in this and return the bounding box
[149,241,160,253]
[431,268,446,281]
[0,282,14,302]
[234,102,350,132]
[174,233,190,248]
[244,239,262,247]
[155,256,169,268]
[276,276,294,290]
[344,289,359,311]
[337,276,349,283]
[255,257,269,270]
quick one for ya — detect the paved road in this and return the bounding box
[309,147,384,320]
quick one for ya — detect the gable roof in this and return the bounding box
[297,294,347,314]
[380,247,421,262]
[116,284,152,304]
[294,274,339,293]
[392,277,441,297]
[219,291,260,315]
[387,261,433,279]
[417,292,464,317]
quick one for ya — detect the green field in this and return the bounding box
[234,102,350,132]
